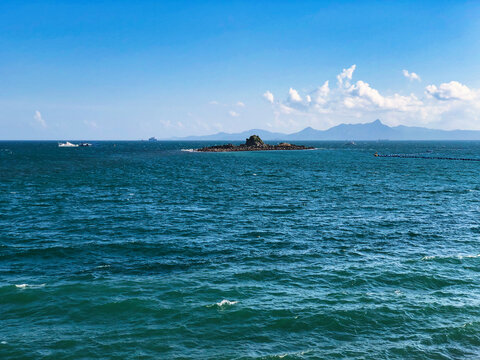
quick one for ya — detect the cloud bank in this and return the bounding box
[263,65,480,131]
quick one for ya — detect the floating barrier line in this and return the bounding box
[374,152,480,161]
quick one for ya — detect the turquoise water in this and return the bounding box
[1,141,480,359]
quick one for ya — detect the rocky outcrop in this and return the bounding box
[245,135,265,147]
[197,135,314,152]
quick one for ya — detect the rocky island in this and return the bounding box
[197,135,314,152]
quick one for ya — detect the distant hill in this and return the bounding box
[171,128,286,141]
[170,120,480,141]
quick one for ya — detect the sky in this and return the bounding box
[1,0,480,139]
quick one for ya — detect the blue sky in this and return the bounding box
[1,0,480,139]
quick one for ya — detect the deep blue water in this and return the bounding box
[1,140,480,359]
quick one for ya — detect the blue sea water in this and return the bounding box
[1,140,480,359]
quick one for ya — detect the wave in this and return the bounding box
[207,299,238,307]
[95,264,111,269]
[181,148,196,152]
[422,254,480,261]
[15,283,46,289]
[273,350,312,358]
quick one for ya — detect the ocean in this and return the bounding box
[1,140,480,359]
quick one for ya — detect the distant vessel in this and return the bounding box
[58,142,78,147]
[78,143,92,147]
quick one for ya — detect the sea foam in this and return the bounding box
[422,254,480,261]
[209,299,238,307]
[15,283,46,289]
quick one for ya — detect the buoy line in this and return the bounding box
[374,152,480,161]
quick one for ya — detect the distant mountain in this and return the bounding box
[171,128,286,141]
[171,120,480,141]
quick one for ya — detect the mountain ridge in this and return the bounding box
[169,120,480,141]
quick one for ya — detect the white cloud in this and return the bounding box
[403,69,421,82]
[236,101,245,107]
[310,81,330,105]
[209,100,219,105]
[337,64,356,86]
[346,80,421,111]
[425,81,476,101]
[263,91,274,104]
[33,110,46,128]
[278,103,295,115]
[288,88,302,103]
[262,65,480,130]
[229,110,240,117]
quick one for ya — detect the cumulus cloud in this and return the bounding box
[209,100,219,105]
[262,65,480,131]
[236,101,245,107]
[425,81,476,101]
[229,110,240,117]
[337,64,356,86]
[33,111,46,128]
[288,88,302,103]
[263,91,274,104]
[345,80,421,111]
[310,81,330,105]
[403,69,421,82]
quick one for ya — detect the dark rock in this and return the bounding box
[245,135,265,147]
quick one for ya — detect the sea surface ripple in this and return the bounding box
[1,140,480,359]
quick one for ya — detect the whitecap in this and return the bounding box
[15,283,45,289]
[274,350,311,358]
[216,299,238,307]
[181,149,195,152]
[458,254,480,259]
[422,254,480,261]
[0,341,6,345]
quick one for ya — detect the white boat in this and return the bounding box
[58,142,78,147]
